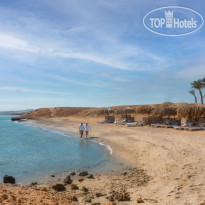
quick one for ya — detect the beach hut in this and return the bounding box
[151,102,178,118]
[98,107,115,123]
[135,105,157,115]
[98,107,114,116]
[146,102,180,125]
[177,103,205,122]
[116,106,135,122]
[135,104,160,125]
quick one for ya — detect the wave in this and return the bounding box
[89,138,113,155]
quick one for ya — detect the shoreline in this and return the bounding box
[2,116,205,204]
[14,117,151,205]
[24,117,139,167]
[19,118,134,185]
[23,119,133,174]
[25,121,114,156]
[22,117,205,204]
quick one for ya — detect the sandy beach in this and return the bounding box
[10,116,204,205]
[1,0,205,203]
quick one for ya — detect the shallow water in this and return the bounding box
[0,115,117,183]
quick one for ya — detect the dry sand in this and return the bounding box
[2,116,205,205]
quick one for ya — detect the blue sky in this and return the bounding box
[0,0,205,110]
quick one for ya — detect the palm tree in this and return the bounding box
[191,80,204,104]
[202,78,205,99]
[189,89,197,103]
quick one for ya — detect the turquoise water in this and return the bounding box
[0,115,114,183]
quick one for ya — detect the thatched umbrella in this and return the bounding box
[116,106,135,118]
[151,102,177,118]
[135,105,157,115]
[98,107,115,116]
[177,103,205,120]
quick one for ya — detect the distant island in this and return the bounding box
[0,109,34,115]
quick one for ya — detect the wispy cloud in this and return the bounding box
[52,26,85,34]
[0,0,169,71]
[47,74,108,88]
[0,0,204,110]
[0,8,168,73]
[0,34,167,71]
[176,64,205,81]
[0,86,72,95]
[0,33,37,53]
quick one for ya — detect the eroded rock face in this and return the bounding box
[3,175,15,184]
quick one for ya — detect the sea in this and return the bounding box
[0,115,119,183]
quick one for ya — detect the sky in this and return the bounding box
[0,0,205,110]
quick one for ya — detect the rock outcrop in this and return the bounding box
[63,175,72,184]
[3,175,15,184]
[52,184,66,191]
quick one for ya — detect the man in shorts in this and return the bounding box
[84,122,91,138]
[79,122,84,138]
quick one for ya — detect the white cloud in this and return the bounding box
[50,51,137,71]
[0,29,167,71]
[0,33,37,53]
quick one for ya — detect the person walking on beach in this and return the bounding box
[84,122,91,138]
[79,122,84,138]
